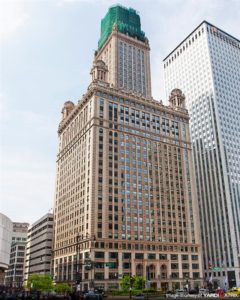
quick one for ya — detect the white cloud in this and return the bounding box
[0,0,29,42]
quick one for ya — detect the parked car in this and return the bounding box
[93,289,106,298]
[188,289,199,295]
[176,289,188,296]
[166,291,176,298]
[84,291,102,300]
[199,288,209,296]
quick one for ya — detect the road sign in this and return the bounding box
[213,267,220,271]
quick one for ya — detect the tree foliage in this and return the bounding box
[120,275,131,290]
[133,276,146,290]
[120,275,146,291]
[54,283,72,294]
[27,274,53,292]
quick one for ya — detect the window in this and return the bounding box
[109,252,118,259]
[95,262,104,269]
[191,255,198,260]
[123,263,131,269]
[123,253,131,259]
[192,264,199,269]
[193,272,199,279]
[171,272,179,278]
[95,252,104,259]
[171,263,178,269]
[135,253,144,259]
[94,273,104,280]
[160,254,167,260]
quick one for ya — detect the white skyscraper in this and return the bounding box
[164,21,240,288]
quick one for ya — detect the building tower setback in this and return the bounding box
[95,5,152,99]
[53,5,203,291]
[163,21,240,288]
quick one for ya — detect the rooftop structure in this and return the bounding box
[98,5,145,50]
[95,5,151,99]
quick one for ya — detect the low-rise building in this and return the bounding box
[24,213,53,284]
[0,213,12,285]
[5,222,29,288]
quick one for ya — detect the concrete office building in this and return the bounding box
[24,213,53,284]
[53,5,203,290]
[5,222,29,288]
[164,21,240,288]
[0,213,12,285]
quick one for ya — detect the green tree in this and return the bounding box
[27,274,53,292]
[120,275,145,291]
[133,276,145,290]
[120,275,131,291]
[54,283,72,294]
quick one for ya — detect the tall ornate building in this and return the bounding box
[164,21,240,288]
[53,5,203,291]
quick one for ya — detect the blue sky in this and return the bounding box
[1,0,240,224]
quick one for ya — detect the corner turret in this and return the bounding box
[61,101,75,120]
[90,60,108,82]
[169,89,186,109]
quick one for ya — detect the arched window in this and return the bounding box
[160,264,167,279]
[148,264,156,280]
[136,264,143,276]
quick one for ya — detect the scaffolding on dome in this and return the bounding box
[98,5,145,50]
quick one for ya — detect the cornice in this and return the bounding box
[58,81,189,134]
